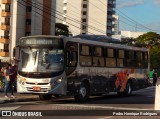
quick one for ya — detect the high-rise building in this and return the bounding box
[0,0,57,61]
[0,0,115,62]
[112,14,119,35]
[0,0,11,61]
[107,0,116,36]
[59,0,107,35]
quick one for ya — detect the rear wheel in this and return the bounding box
[74,83,89,102]
[124,81,132,96]
[39,94,52,100]
[117,81,132,96]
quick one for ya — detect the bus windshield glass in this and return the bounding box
[19,48,64,73]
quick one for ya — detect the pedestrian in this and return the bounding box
[153,69,158,86]
[3,64,15,98]
[10,64,17,91]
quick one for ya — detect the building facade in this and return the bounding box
[107,0,116,36]
[59,0,107,35]
[0,0,57,61]
[0,0,116,62]
[112,14,119,35]
[0,0,11,61]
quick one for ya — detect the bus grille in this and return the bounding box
[26,82,49,85]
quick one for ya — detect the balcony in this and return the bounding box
[0,37,10,44]
[0,50,9,57]
[0,24,10,30]
[1,0,11,4]
[1,11,10,17]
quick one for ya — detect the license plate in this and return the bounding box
[33,87,41,91]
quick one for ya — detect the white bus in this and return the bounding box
[14,35,149,101]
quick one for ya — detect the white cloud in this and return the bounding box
[117,0,144,8]
[154,0,160,5]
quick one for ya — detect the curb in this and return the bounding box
[0,97,39,104]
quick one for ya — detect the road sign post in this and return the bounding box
[155,78,160,110]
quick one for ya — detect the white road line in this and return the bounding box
[0,106,21,110]
[99,116,113,119]
[54,104,152,110]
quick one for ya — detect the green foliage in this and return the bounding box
[55,23,71,36]
[121,37,136,46]
[135,32,160,69]
[135,32,160,46]
[150,46,160,69]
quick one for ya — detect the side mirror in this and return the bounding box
[13,46,20,61]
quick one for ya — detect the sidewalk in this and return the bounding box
[0,90,39,104]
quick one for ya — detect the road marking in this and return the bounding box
[0,106,20,110]
[99,116,113,119]
[54,104,152,110]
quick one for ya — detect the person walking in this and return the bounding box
[3,64,15,98]
[10,64,17,92]
[153,69,158,86]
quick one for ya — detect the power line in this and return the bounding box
[31,0,107,35]
[98,0,160,32]
[18,0,82,35]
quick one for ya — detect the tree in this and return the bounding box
[121,37,136,46]
[135,32,160,69]
[135,32,160,46]
[55,23,71,36]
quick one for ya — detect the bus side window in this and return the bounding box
[65,42,78,75]
[67,51,77,67]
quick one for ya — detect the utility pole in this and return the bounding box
[135,23,137,32]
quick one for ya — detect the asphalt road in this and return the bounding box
[0,86,159,119]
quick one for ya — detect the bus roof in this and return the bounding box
[20,35,148,52]
[68,35,148,52]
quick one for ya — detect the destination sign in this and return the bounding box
[20,38,60,46]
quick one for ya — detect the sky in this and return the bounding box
[116,0,160,34]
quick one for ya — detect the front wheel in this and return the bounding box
[74,83,89,102]
[39,94,52,100]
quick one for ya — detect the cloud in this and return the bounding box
[154,0,160,5]
[117,0,144,8]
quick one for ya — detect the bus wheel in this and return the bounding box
[124,81,132,96]
[39,94,52,100]
[74,83,89,102]
[117,82,132,96]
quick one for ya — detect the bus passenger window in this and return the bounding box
[79,44,92,66]
[93,47,104,67]
[106,58,116,67]
[80,56,92,66]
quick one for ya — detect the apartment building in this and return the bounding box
[0,0,57,61]
[107,0,116,36]
[0,0,11,62]
[59,0,107,35]
[0,0,116,62]
[112,14,119,35]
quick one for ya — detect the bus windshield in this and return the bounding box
[19,48,64,73]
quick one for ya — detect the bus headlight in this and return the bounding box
[18,77,26,85]
[54,77,63,85]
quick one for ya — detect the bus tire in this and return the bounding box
[117,81,132,96]
[124,81,132,96]
[39,94,52,100]
[74,83,89,102]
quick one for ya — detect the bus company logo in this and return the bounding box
[2,111,11,116]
